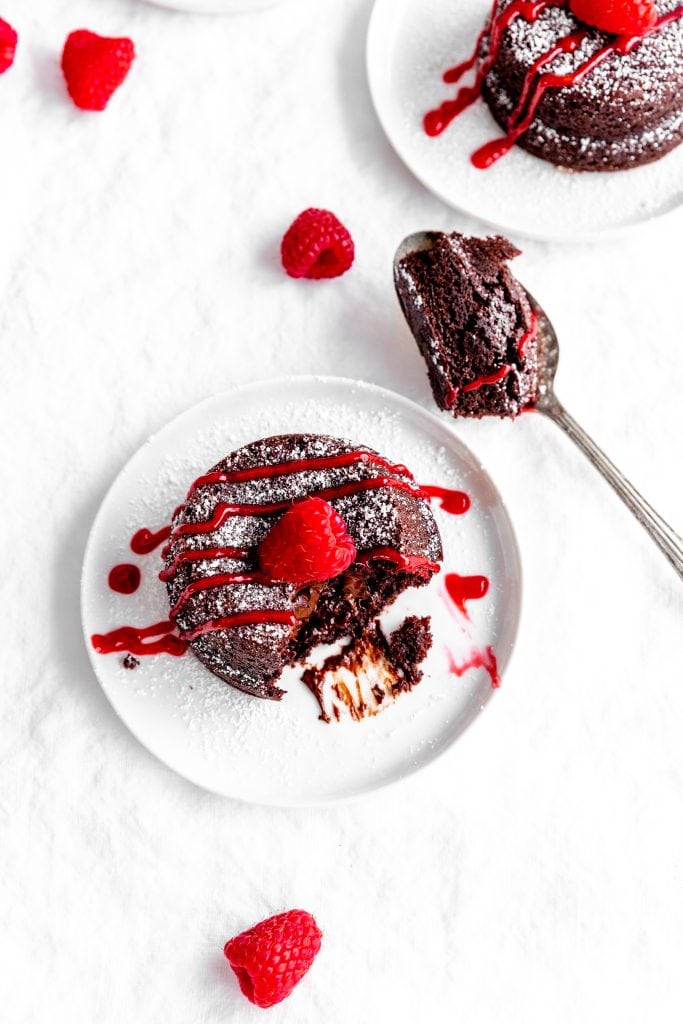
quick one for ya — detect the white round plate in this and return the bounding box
[367,0,683,241]
[82,377,521,805]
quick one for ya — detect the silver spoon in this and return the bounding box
[394,232,683,580]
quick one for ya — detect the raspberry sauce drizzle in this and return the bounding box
[443,312,537,406]
[131,525,171,555]
[182,610,298,643]
[443,572,497,687]
[424,0,560,137]
[355,547,441,575]
[96,451,471,659]
[445,572,489,617]
[91,621,187,657]
[159,546,251,583]
[108,563,141,594]
[170,476,470,546]
[420,485,471,515]
[170,571,271,618]
[424,1,683,167]
[187,450,414,496]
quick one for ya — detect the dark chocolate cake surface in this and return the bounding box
[163,434,442,700]
[395,231,538,418]
[481,0,683,170]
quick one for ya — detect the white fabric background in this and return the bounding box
[2,0,682,1021]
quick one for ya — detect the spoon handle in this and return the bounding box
[541,402,683,580]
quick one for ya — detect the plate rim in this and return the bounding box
[80,374,524,806]
[365,0,683,243]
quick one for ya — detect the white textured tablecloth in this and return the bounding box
[2,0,683,1021]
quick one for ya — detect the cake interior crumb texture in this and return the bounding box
[396,232,539,419]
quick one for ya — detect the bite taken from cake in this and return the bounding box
[161,434,443,702]
[394,230,538,418]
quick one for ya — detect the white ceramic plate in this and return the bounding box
[81,377,521,805]
[367,0,683,241]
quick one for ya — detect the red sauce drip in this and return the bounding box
[170,570,270,619]
[130,524,171,556]
[448,646,501,688]
[171,476,431,542]
[159,546,251,583]
[517,310,538,359]
[463,364,513,392]
[445,572,489,617]
[355,547,442,575]
[442,4,497,83]
[187,450,414,496]
[424,0,558,137]
[108,563,141,595]
[425,1,683,167]
[421,485,471,515]
[442,311,539,403]
[91,620,187,657]
[181,610,298,643]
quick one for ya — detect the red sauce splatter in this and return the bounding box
[421,485,471,515]
[108,563,141,595]
[445,572,489,617]
[448,646,501,688]
[91,620,187,657]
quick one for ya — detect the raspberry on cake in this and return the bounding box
[395,231,538,419]
[425,0,683,171]
[162,434,443,701]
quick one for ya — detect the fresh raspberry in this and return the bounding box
[0,18,17,74]
[61,30,135,111]
[224,909,322,1009]
[281,208,355,279]
[259,497,357,584]
[569,0,658,34]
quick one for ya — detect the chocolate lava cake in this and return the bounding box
[395,231,538,418]
[163,434,442,701]
[480,0,683,170]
